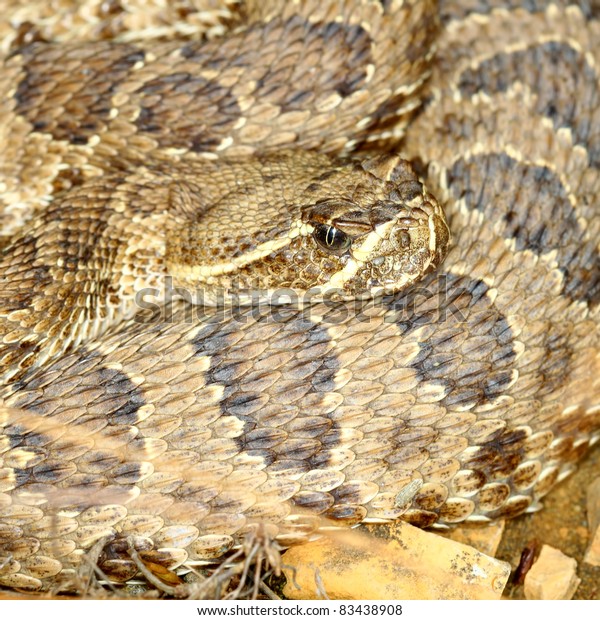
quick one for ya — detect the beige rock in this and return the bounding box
[584,477,600,566]
[524,545,580,600]
[587,478,600,530]
[584,529,600,567]
[281,523,510,600]
[442,521,505,557]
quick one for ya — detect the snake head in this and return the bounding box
[296,154,451,300]
[167,152,449,305]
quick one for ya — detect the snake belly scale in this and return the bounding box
[0,0,599,592]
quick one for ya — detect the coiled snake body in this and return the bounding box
[0,0,600,592]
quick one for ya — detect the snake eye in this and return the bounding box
[312,224,352,254]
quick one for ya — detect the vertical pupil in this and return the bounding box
[312,223,350,252]
[326,226,335,246]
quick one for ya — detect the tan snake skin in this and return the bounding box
[1,0,600,593]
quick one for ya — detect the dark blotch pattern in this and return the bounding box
[440,0,600,23]
[463,427,529,480]
[447,152,600,305]
[134,73,241,152]
[389,273,516,409]
[240,16,372,113]
[6,356,146,491]
[191,305,343,481]
[153,15,372,150]
[458,41,600,167]
[14,41,145,145]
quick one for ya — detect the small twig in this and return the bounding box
[80,535,119,596]
[281,562,301,591]
[86,564,121,596]
[225,543,260,600]
[259,581,281,600]
[315,568,330,600]
[252,552,263,599]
